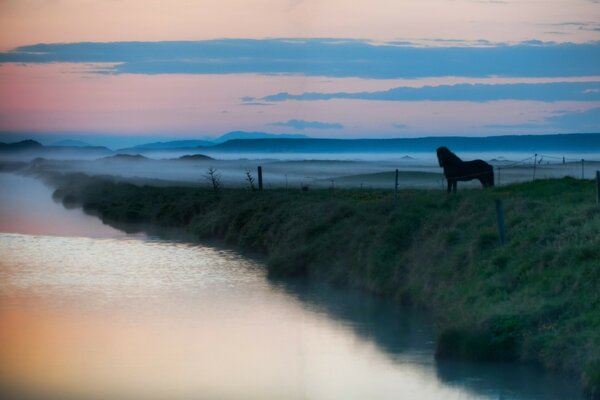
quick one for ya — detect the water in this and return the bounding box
[0,173,583,399]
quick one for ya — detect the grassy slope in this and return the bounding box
[48,172,600,392]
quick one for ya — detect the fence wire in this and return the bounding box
[193,154,600,191]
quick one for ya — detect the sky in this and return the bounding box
[0,0,600,145]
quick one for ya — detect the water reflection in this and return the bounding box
[436,361,580,400]
[0,173,583,399]
[0,232,468,400]
[270,279,436,359]
[272,280,582,400]
[0,172,127,238]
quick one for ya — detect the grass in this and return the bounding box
[47,172,600,395]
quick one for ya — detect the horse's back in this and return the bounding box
[471,159,493,171]
[444,159,492,180]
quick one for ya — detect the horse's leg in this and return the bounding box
[452,180,457,193]
[447,179,452,193]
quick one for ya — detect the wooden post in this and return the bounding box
[596,171,599,204]
[581,159,584,179]
[533,153,537,180]
[394,169,399,202]
[562,156,565,165]
[257,166,263,191]
[495,199,506,245]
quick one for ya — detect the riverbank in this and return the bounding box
[46,172,599,396]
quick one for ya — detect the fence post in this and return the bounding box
[533,153,537,181]
[497,167,501,186]
[596,171,599,204]
[495,199,506,245]
[581,159,584,179]
[258,166,263,191]
[394,169,399,202]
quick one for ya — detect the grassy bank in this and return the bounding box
[47,172,600,395]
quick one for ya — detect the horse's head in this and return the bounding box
[436,146,449,167]
[436,146,461,167]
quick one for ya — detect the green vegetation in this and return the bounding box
[48,172,600,394]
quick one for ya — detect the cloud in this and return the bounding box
[261,81,600,103]
[392,123,409,129]
[483,122,546,129]
[483,108,600,132]
[547,107,600,131]
[1,39,599,78]
[268,119,343,130]
[545,21,600,33]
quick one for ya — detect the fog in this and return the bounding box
[23,155,427,189]
[2,146,600,191]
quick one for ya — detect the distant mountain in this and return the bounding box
[213,131,309,143]
[0,139,44,152]
[101,154,148,161]
[52,139,92,147]
[0,139,112,159]
[124,139,215,151]
[178,154,213,161]
[118,132,309,152]
[203,133,600,154]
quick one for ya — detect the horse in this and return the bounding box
[436,146,494,193]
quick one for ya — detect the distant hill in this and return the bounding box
[178,154,213,161]
[52,139,92,147]
[0,139,112,159]
[102,154,148,161]
[0,139,44,152]
[124,139,215,151]
[203,133,600,154]
[118,132,309,152]
[213,131,309,143]
[3,134,599,160]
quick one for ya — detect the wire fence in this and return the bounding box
[193,153,600,192]
[494,153,600,186]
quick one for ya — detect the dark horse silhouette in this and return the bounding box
[436,147,494,193]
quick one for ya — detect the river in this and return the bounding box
[0,173,582,399]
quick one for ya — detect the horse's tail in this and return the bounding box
[488,165,495,187]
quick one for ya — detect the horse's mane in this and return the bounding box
[437,146,462,166]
